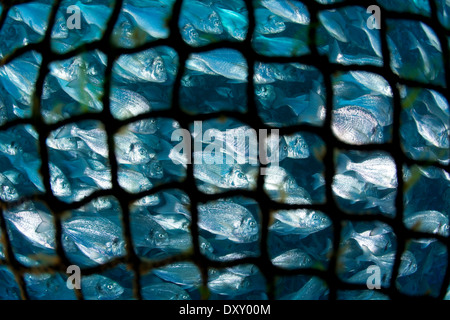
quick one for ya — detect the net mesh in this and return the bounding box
[0,0,448,300]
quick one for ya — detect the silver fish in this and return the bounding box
[82,274,124,300]
[349,71,393,97]
[110,88,151,120]
[270,209,331,236]
[198,201,258,243]
[332,173,367,203]
[254,8,286,34]
[115,49,168,83]
[62,216,125,264]
[131,211,169,249]
[404,210,449,236]
[264,166,312,204]
[332,106,384,145]
[411,109,449,149]
[283,133,309,159]
[122,3,170,39]
[153,262,202,288]
[271,249,313,269]
[186,49,247,82]
[4,203,55,249]
[260,0,310,25]
[338,153,397,189]
[49,162,72,198]
[142,283,191,300]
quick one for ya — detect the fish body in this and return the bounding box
[62,216,125,264]
[198,201,258,243]
[82,275,124,300]
[332,106,384,145]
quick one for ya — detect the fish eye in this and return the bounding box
[283,145,288,151]
[107,284,114,290]
[249,221,256,228]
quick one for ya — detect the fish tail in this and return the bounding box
[337,153,352,173]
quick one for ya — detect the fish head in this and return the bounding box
[199,237,214,255]
[148,56,167,83]
[371,125,384,143]
[95,277,124,300]
[182,23,199,45]
[147,227,169,247]
[52,16,69,39]
[205,11,223,34]
[229,167,249,188]
[146,159,164,179]
[237,215,259,242]
[106,236,125,256]
[128,142,152,164]
[309,211,331,230]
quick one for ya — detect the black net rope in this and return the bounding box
[0,0,448,300]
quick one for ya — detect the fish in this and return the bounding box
[180,0,223,35]
[319,10,348,43]
[254,8,286,34]
[49,162,72,198]
[194,157,252,191]
[81,275,124,300]
[411,109,449,149]
[263,166,312,204]
[153,262,202,288]
[208,271,253,296]
[279,277,328,300]
[337,153,398,189]
[130,211,169,249]
[114,49,168,83]
[198,200,259,243]
[270,209,331,236]
[332,106,384,145]
[336,94,393,126]
[349,225,394,255]
[404,210,450,236]
[180,23,200,46]
[214,7,248,41]
[252,34,309,56]
[122,3,171,39]
[62,216,125,264]
[118,168,153,193]
[9,2,51,36]
[349,71,393,97]
[283,133,309,159]
[110,88,151,120]
[4,202,55,249]
[0,54,41,105]
[199,126,258,164]
[142,283,191,300]
[332,173,368,203]
[271,249,313,269]
[260,0,310,25]
[186,49,247,82]
[74,1,112,30]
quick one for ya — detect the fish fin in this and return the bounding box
[312,173,324,190]
[369,226,386,236]
[337,153,351,173]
